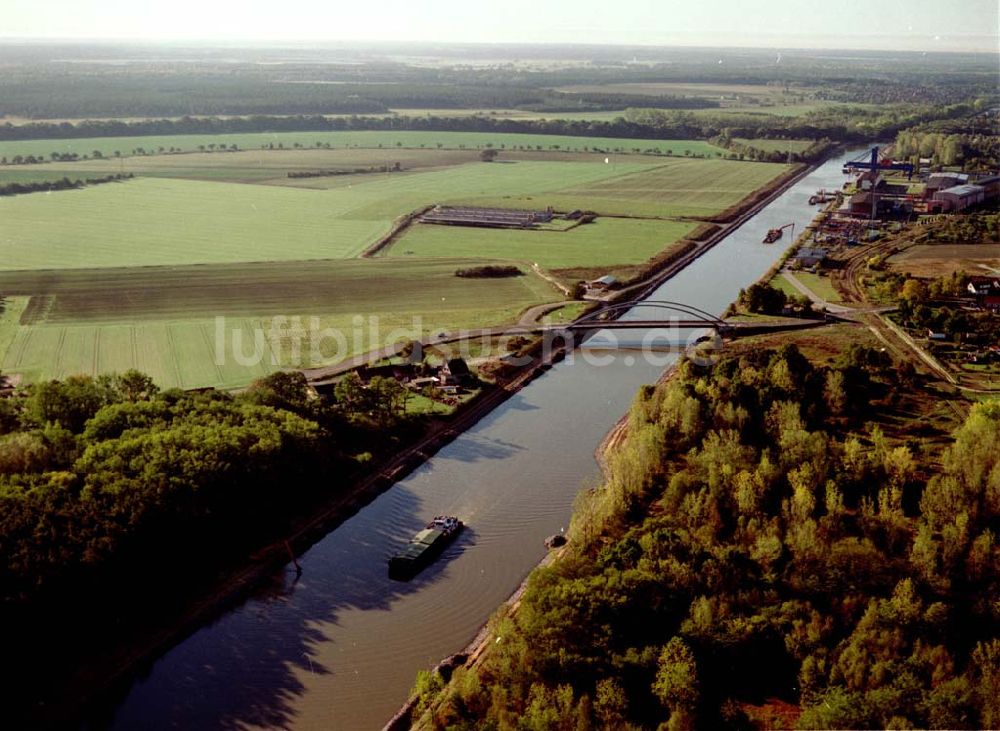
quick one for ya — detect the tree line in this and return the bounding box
[411,344,999,729]
[0,173,132,197]
[0,100,979,151]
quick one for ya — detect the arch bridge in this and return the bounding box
[560,300,730,332]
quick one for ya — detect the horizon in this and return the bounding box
[1,0,997,55]
[1,36,998,58]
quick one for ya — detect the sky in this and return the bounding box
[1,0,998,53]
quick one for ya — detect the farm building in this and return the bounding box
[931,184,985,213]
[440,357,475,387]
[924,172,969,198]
[966,276,1000,311]
[357,363,418,384]
[793,247,828,268]
[421,206,553,229]
[588,275,618,291]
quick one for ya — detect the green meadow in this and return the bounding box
[389,218,696,269]
[453,157,790,218]
[0,130,725,163]
[0,160,664,270]
[0,132,789,388]
[0,259,559,388]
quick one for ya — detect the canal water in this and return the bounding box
[104,148,865,730]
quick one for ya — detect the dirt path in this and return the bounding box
[780,269,855,313]
[530,263,572,296]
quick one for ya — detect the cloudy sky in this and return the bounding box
[2,0,997,52]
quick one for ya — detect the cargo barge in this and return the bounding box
[388,516,463,579]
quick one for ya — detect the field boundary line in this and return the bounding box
[10,327,31,368]
[92,328,101,375]
[359,204,436,258]
[54,327,68,379]
[200,322,226,384]
[164,324,185,388]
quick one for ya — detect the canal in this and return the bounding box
[104,148,865,730]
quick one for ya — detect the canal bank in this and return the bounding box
[93,147,869,731]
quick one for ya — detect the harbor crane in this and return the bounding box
[843,146,915,225]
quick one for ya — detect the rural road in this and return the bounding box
[779,269,855,314]
[300,299,576,384]
[780,269,897,320]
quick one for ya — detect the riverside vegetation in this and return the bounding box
[0,370,419,605]
[0,369,428,717]
[411,343,1000,730]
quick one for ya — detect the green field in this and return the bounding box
[770,272,801,298]
[0,177,387,268]
[792,271,844,303]
[1,147,483,186]
[2,147,698,188]
[0,130,725,164]
[0,160,671,270]
[451,157,790,218]
[0,131,789,389]
[733,138,815,153]
[0,259,559,388]
[389,218,695,269]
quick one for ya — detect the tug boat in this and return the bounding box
[388,516,463,579]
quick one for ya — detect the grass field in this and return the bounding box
[0,258,559,388]
[4,147,716,189]
[0,177,388,268]
[0,160,671,270]
[2,147,483,186]
[0,131,790,389]
[388,218,696,269]
[770,272,802,298]
[733,138,815,153]
[792,271,844,303]
[0,130,725,164]
[451,157,790,218]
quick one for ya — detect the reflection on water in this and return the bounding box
[104,149,866,730]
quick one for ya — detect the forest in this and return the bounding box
[0,370,415,608]
[0,43,995,127]
[412,344,1000,729]
[894,114,1000,168]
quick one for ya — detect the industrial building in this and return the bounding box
[924,172,969,198]
[930,184,985,213]
[975,175,1000,200]
[793,247,828,268]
